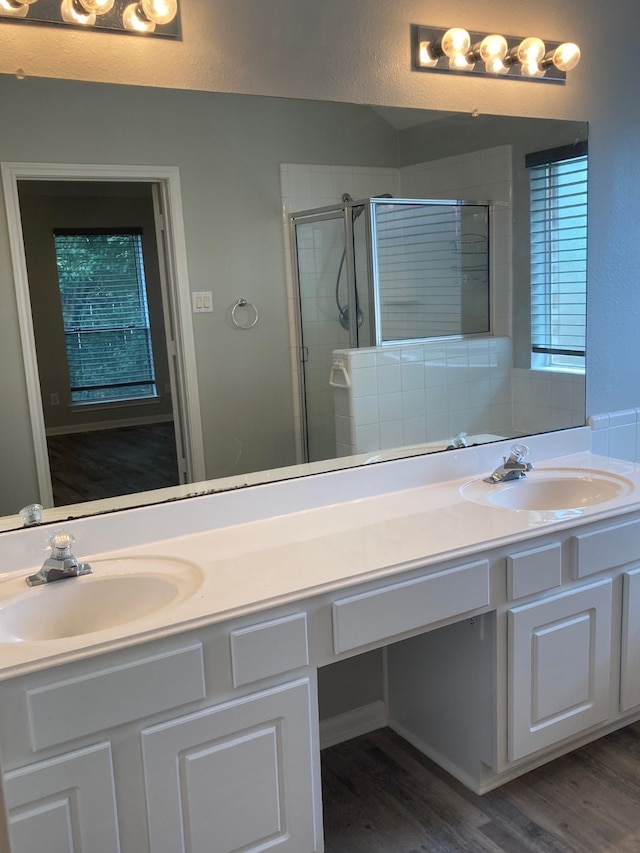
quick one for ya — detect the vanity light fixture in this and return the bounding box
[0,0,180,37]
[0,0,39,18]
[413,25,580,83]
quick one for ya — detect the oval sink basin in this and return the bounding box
[0,556,203,643]
[460,468,634,512]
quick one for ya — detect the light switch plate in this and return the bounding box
[192,291,213,313]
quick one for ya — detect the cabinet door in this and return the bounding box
[4,742,120,853]
[508,580,612,762]
[141,678,320,853]
[621,567,640,712]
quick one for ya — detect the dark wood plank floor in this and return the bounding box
[47,422,180,505]
[321,724,640,853]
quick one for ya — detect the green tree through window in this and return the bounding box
[53,231,158,404]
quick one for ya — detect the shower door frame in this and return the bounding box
[288,203,375,463]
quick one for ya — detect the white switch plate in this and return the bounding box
[192,291,213,313]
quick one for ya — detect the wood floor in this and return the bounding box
[321,724,640,853]
[47,422,180,505]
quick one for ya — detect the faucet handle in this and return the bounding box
[49,530,76,560]
[19,503,43,527]
[447,431,468,450]
[509,444,530,464]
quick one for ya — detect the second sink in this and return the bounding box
[461,467,634,512]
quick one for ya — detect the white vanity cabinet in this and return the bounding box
[5,490,640,849]
[0,613,321,853]
[507,579,613,761]
[141,678,318,853]
[4,742,120,853]
[620,566,640,712]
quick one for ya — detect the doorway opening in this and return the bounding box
[2,163,205,509]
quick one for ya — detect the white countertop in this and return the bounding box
[1,435,640,680]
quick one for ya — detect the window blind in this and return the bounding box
[528,146,588,361]
[374,202,490,341]
[53,232,157,403]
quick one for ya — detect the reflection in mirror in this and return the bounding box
[291,197,493,462]
[0,75,588,531]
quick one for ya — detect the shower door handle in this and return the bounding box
[299,346,309,363]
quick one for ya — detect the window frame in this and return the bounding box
[527,141,588,374]
[53,228,159,407]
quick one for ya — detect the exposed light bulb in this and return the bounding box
[440,27,471,57]
[77,0,115,13]
[418,40,438,67]
[0,0,37,17]
[517,37,546,65]
[547,42,581,72]
[122,1,155,31]
[60,0,96,24]
[478,34,508,63]
[140,0,176,24]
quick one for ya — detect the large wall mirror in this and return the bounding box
[0,74,588,531]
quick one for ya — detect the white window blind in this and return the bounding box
[528,143,588,368]
[374,201,490,342]
[53,231,158,404]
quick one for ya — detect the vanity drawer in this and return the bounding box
[572,518,640,578]
[230,613,309,687]
[26,644,206,751]
[332,559,490,654]
[507,543,562,601]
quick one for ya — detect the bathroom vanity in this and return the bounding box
[1,429,640,852]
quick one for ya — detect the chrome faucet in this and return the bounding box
[447,431,468,450]
[484,444,533,484]
[26,530,93,587]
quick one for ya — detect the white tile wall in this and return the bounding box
[512,369,585,436]
[333,337,514,455]
[588,409,640,461]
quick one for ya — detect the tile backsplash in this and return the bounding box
[588,409,640,461]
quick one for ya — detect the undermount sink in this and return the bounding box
[460,467,634,512]
[0,556,203,643]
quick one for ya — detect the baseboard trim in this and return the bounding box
[387,718,484,794]
[319,700,387,750]
[46,414,173,436]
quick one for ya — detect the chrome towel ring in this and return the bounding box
[231,297,258,329]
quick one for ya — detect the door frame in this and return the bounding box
[1,161,206,506]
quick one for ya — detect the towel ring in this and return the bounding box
[231,297,259,330]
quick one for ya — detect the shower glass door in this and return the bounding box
[293,213,353,463]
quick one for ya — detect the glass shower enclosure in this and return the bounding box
[289,197,490,463]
